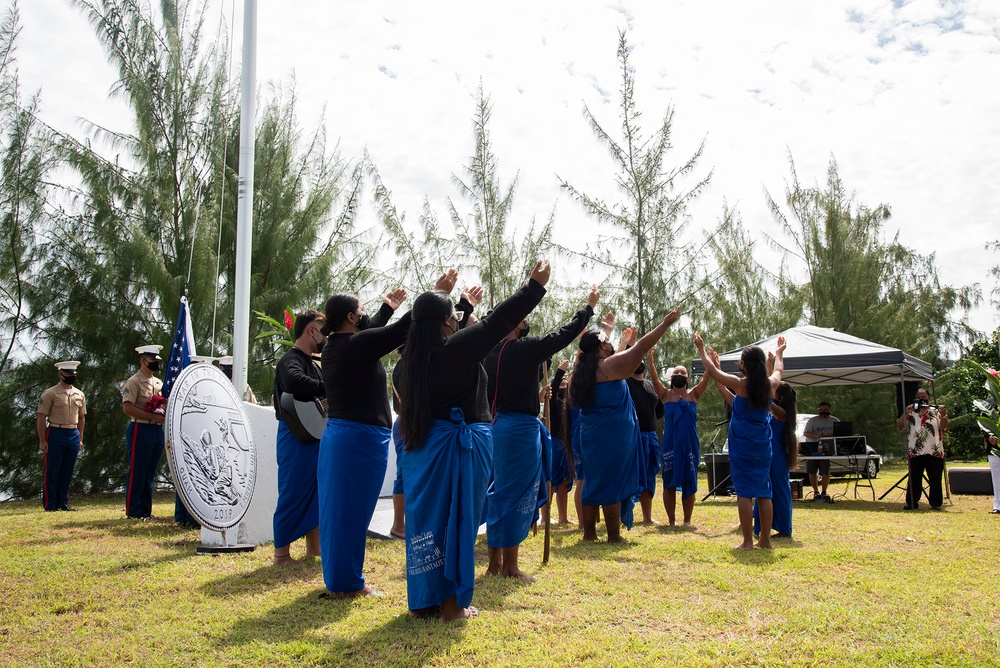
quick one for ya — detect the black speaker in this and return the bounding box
[703,454,732,493]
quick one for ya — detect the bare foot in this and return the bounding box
[607,536,629,544]
[503,569,535,582]
[440,605,479,622]
[733,541,755,550]
[273,554,300,566]
[407,605,441,619]
[388,530,406,540]
[755,539,773,549]
[485,567,501,576]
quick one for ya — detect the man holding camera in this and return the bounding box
[898,387,948,510]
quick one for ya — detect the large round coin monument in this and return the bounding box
[165,363,257,535]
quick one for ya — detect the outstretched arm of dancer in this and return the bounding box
[647,348,668,400]
[695,332,742,393]
[709,348,736,407]
[600,307,680,380]
[768,336,786,392]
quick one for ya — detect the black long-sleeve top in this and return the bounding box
[322,302,411,428]
[549,368,567,441]
[626,376,663,433]
[273,347,325,420]
[485,304,593,417]
[422,279,546,424]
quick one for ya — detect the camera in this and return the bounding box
[913,399,929,410]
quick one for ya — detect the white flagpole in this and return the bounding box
[232,0,257,400]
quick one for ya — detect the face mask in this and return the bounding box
[819,411,830,418]
[356,313,371,331]
[315,338,326,353]
[147,360,160,373]
[634,362,646,375]
[670,375,688,389]
[62,375,77,385]
[519,323,531,338]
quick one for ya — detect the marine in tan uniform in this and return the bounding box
[122,344,165,520]
[37,361,86,511]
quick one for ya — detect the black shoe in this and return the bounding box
[990,509,1000,514]
[902,504,914,510]
[44,508,58,512]
[59,506,77,512]
[930,506,943,511]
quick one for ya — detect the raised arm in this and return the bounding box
[646,349,668,401]
[695,333,743,393]
[768,336,786,392]
[600,307,680,380]
[370,288,407,328]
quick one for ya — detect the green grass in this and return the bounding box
[2,463,999,667]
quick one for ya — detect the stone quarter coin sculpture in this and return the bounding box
[165,363,257,543]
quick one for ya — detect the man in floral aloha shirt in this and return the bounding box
[898,387,948,510]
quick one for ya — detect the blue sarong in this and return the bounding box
[318,418,390,593]
[755,417,792,536]
[487,413,550,549]
[392,417,405,495]
[579,380,640,530]
[272,420,319,548]
[551,436,573,490]
[728,395,772,499]
[660,400,700,498]
[402,409,492,611]
[570,407,585,481]
[637,431,660,495]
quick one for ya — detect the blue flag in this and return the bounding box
[162,297,197,398]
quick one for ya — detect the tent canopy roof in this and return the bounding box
[690,325,934,387]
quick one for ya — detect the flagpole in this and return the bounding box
[233,0,258,400]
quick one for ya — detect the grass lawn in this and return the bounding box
[2,462,999,667]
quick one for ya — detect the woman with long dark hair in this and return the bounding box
[317,276,451,598]
[398,260,551,621]
[570,308,680,543]
[754,380,798,538]
[698,335,786,549]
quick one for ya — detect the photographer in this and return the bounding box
[897,387,947,510]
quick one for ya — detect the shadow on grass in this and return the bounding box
[222,591,466,667]
[200,560,323,598]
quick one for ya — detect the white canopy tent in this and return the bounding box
[691,325,934,387]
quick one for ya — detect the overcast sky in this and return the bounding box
[16,0,1000,335]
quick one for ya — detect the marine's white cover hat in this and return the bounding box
[54,361,81,371]
[189,355,216,364]
[135,344,163,358]
[218,355,234,366]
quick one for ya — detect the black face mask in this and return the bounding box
[634,363,646,375]
[315,338,326,353]
[519,323,530,338]
[356,314,371,331]
[222,367,233,379]
[819,411,830,418]
[62,375,77,385]
[670,375,688,389]
[147,360,160,373]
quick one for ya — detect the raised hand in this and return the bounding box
[709,347,720,366]
[434,268,459,294]
[775,335,787,356]
[694,331,705,352]
[529,259,551,287]
[384,288,408,310]
[462,285,484,307]
[600,311,615,333]
[663,306,680,327]
[558,359,570,371]
[621,326,637,347]
[586,284,600,309]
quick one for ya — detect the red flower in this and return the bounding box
[284,310,294,332]
[988,367,999,378]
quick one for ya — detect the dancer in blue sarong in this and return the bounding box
[548,361,575,525]
[753,382,799,538]
[698,335,786,549]
[318,275,431,597]
[571,307,681,543]
[622,334,664,525]
[483,284,598,580]
[647,345,711,526]
[271,310,327,565]
[397,261,551,621]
